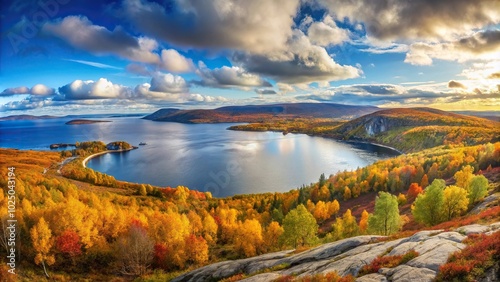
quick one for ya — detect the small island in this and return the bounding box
[49,143,76,149]
[65,119,111,125]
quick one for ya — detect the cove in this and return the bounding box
[85,119,399,197]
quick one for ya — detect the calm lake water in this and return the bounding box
[0,117,398,197]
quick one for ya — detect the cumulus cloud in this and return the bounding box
[149,72,189,93]
[307,15,350,46]
[448,80,466,89]
[277,83,295,94]
[0,98,56,111]
[1,76,227,113]
[459,61,500,81]
[489,73,500,79]
[296,83,500,108]
[1,86,30,96]
[160,49,194,73]
[255,89,278,95]
[232,29,361,84]
[134,82,226,102]
[30,84,56,96]
[1,85,54,96]
[43,16,160,64]
[405,30,500,65]
[319,0,500,41]
[58,78,133,100]
[123,0,300,54]
[193,62,271,88]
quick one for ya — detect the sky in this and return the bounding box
[0,0,499,116]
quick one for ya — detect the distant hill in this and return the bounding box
[0,114,59,121]
[143,103,379,123]
[331,107,500,152]
[452,110,500,122]
[65,119,111,125]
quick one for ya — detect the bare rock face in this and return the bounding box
[172,223,500,282]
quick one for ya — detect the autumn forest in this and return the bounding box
[1,110,500,282]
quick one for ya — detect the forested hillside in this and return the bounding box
[1,141,499,281]
[230,108,500,153]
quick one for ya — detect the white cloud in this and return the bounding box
[194,62,271,88]
[319,0,500,42]
[232,29,361,84]
[307,15,350,46]
[64,59,121,69]
[1,86,30,96]
[404,30,500,65]
[149,72,189,93]
[43,15,160,64]
[277,83,295,93]
[59,78,133,100]
[160,49,194,73]
[30,84,55,95]
[296,83,500,110]
[1,85,54,96]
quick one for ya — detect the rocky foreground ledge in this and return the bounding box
[172,222,500,282]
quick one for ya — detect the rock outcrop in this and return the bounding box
[172,222,500,282]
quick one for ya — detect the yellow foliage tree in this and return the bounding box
[201,213,218,245]
[234,219,263,257]
[263,221,284,252]
[48,197,100,248]
[341,209,359,238]
[313,201,329,223]
[343,187,352,201]
[185,235,209,265]
[454,165,474,189]
[216,207,238,243]
[327,200,340,217]
[442,185,469,221]
[359,210,369,234]
[187,210,203,236]
[31,217,55,278]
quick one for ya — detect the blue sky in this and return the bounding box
[1,0,499,116]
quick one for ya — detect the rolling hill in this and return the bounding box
[143,103,379,123]
[330,108,500,152]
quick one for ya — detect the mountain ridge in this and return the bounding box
[143,103,380,123]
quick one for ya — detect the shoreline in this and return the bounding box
[342,140,404,155]
[228,127,404,155]
[82,147,138,168]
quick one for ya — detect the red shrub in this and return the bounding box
[153,243,168,269]
[56,229,82,257]
[436,232,500,282]
[407,183,423,200]
[359,250,419,275]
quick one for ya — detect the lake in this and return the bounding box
[0,117,399,197]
